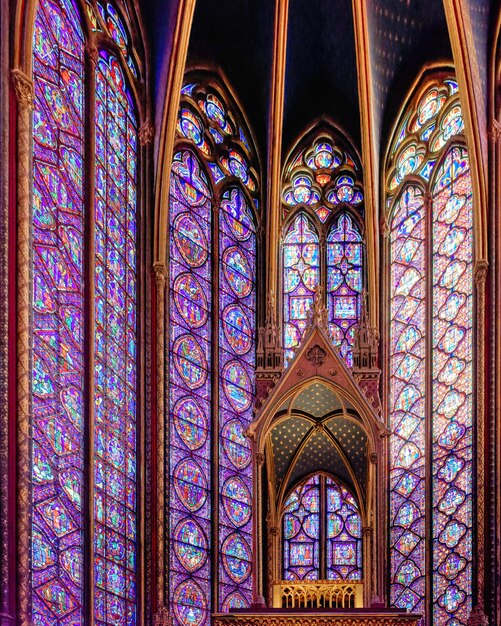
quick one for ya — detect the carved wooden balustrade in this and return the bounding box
[272,580,364,609]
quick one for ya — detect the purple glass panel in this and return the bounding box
[326,479,362,581]
[31,0,85,622]
[169,150,212,626]
[327,213,363,366]
[431,147,472,625]
[283,476,320,580]
[94,53,138,624]
[283,214,319,365]
[389,186,426,614]
[218,187,255,609]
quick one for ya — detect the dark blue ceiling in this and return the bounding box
[283,0,360,155]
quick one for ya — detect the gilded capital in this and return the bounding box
[255,451,265,466]
[11,69,34,110]
[139,119,154,145]
[153,263,167,289]
[474,260,488,287]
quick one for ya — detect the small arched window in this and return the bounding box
[387,76,473,624]
[282,474,362,582]
[281,132,364,367]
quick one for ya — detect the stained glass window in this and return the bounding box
[31,0,85,621]
[93,52,138,624]
[327,214,363,366]
[283,474,362,581]
[30,0,140,622]
[282,133,365,367]
[283,214,319,365]
[388,78,473,624]
[169,80,258,625]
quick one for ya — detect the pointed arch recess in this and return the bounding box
[281,125,365,369]
[386,74,474,624]
[167,72,261,623]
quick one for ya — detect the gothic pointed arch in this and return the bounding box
[386,71,475,625]
[167,70,262,625]
[281,124,365,368]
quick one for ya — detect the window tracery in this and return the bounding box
[31,0,142,622]
[169,77,259,626]
[387,77,473,625]
[282,474,362,582]
[282,133,364,367]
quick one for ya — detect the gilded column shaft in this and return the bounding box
[155,265,167,610]
[11,68,34,626]
[474,261,488,605]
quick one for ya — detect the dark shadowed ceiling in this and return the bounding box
[143,0,494,190]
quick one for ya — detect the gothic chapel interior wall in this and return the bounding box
[1,0,501,625]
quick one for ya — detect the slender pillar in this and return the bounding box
[11,68,33,626]
[266,0,289,316]
[154,264,167,613]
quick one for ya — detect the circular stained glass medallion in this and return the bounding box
[222,305,252,355]
[173,458,208,512]
[173,213,209,268]
[174,273,208,329]
[222,477,252,527]
[173,396,208,451]
[173,580,207,626]
[173,334,207,389]
[222,419,252,469]
[221,532,252,583]
[221,189,254,241]
[222,361,252,413]
[174,518,208,572]
[222,247,253,298]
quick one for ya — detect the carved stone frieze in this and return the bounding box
[213,615,421,626]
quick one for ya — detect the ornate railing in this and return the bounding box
[272,580,364,609]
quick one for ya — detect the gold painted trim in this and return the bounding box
[267,0,290,313]
[443,0,488,263]
[153,0,196,266]
[351,0,378,328]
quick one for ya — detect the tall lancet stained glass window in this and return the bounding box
[387,77,473,625]
[281,134,364,366]
[169,79,259,626]
[30,0,142,623]
[282,474,362,581]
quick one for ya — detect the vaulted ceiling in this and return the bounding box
[144,0,495,176]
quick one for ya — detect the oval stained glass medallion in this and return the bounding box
[222,361,252,413]
[222,246,253,298]
[173,458,208,512]
[173,334,207,389]
[174,518,208,572]
[173,213,209,269]
[173,580,207,626]
[221,532,252,583]
[174,273,209,329]
[172,396,208,451]
[221,476,252,527]
[221,419,252,469]
[222,304,252,355]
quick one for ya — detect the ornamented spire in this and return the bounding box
[306,284,329,332]
[255,291,283,408]
[352,290,381,412]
